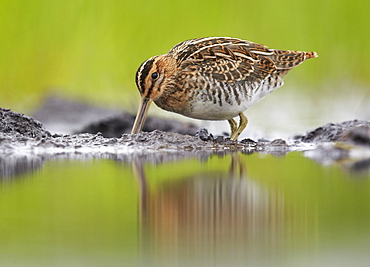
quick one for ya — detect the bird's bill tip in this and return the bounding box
[131,98,152,134]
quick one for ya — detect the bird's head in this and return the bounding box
[131,55,176,134]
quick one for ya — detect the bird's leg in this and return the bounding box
[228,118,238,139]
[230,113,248,141]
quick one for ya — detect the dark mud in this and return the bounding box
[33,96,198,136]
[0,107,296,154]
[0,107,50,138]
[1,99,370,177]
[294,120,370,143]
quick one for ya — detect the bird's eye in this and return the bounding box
[151,72,159,79]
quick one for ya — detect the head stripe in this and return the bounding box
[136,58,155,94]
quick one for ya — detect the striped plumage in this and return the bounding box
[132,37,318,140]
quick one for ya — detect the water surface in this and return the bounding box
[0,152,369,266]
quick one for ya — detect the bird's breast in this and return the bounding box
[154,74,284,121]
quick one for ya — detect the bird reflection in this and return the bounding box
[132,153,295,258]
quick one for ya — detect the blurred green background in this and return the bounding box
[0,0,369,113]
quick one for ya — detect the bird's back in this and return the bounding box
[157,37,318,120]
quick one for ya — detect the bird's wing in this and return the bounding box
[175,37,277,84]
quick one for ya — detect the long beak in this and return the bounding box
[131,98,152,134]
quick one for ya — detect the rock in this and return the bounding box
[196,128,213,141]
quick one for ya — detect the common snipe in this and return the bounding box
[131,37,318,140]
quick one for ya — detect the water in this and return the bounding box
[0,152,369,266]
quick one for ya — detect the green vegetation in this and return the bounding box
[0,0,369,112]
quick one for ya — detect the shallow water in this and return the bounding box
[0,152,369,266]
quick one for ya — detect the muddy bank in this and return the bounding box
[1,104,370,177]
[0,107,50,138]
[2,106,370,153]
[0,107,302,154]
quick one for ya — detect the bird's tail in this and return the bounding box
[304,51,318,60]
[268,49,318,69]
